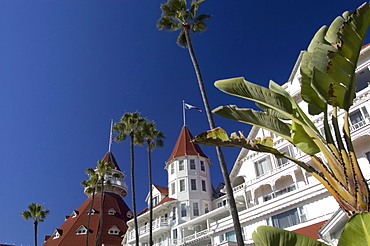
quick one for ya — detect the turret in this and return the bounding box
[165,126,212,221]
[84,151,128,199]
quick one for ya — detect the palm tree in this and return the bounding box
[157,0,244,244]
[113,112,146,246]
[20,203,50,246]
[95,160,114,246]
[81,168,99,246]
[142,121,165,246]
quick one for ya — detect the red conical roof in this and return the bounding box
[167,126,208,162]
[101,151,121,171]
[43,192,132,246]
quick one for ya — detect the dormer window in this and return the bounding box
[87,208,97,215]
[151,196,158,206]
[70,210,78,218]
[108,225,120,235]
[76,225,88,235]
[108,208,116,215]
[52,229,62,239]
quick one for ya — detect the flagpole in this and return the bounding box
[182,100,186,126]
[108,119,113,152]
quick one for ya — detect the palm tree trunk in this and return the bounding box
[34,220,38,246]
[95,181,105,246]
[184,26,244,246]
[130,132,139,246]
[148,141,153,246]
[86,189,95,246]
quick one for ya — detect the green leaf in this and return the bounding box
[338,212,370,246]
[192,127,281,154]
[252,226,328,246]
[292,121,320,155]
[300,3,370,111]
[212,105,292,141]
[214,77,294,116]
[213,78,322,155]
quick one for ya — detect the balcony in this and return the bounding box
[184,228,211,244]
[127,218,170,242]
[350,116,370,132]
[170,228,212,245]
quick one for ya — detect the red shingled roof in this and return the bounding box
[167,126,208,162]
[101,151,121,171]
[43,192,131,246]
[292,220,327,239]
[153,185,168,196]
[137,196,176,216]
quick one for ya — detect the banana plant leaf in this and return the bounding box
[211,106,292,141]
[338,212,370,246]
[214,77,322,155]
[252,226,328,246]
[192,127,283,155]
[300,3,370,111]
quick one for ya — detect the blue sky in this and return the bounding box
[0,0,368,245]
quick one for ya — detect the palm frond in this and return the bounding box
[177,30,188,48]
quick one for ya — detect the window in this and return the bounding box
[152,196,158,206]
[219,234,225,243]
[200,161,205,171]
[366,152,370,163]
[171,163,174,174]
[193,203,199,216]
[349,106,369,130]
[76,226,87,235]
[172,206,176,220]
[53,230,61,239]
[173,229,178,239]
[271,207,303,229]
[181,203,187,217]
[179,160,184,171]
[201,180,206,191]
[255,156,272,177]
[226,230,236,242]
[355,67,370,92]
[204,203,209,213]
[277,145,294,166]
[87,209,96,215]
[108,208,116,215]
[298,206,307,222]
[190,159,196,169]
[71,210,78,218]
[171,182,175,195]
[179,179,185,192]
[191,179,197,190]
[108,226,120,235]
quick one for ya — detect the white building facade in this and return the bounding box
[122,45,370,246]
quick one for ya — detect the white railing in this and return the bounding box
[172,239,183,245]
[246,162,292,186]
[350,116,370,131]
[184,228,211,244]
[128,219,169,241]
[232,183,245,192]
